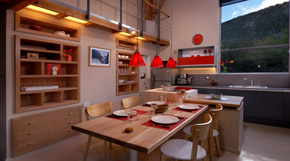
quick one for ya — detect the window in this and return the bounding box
[221,0,289,73]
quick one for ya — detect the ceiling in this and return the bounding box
[220,0,248,6]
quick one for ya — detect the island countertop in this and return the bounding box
[185,94,244,108]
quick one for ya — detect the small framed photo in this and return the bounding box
[47,64,61,75]
[89,46,111,67]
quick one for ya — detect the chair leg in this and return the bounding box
[214,136,222,156]
[83,136,92,161]
[208,136,214,161]
[184,133,190,141]
[104,140,108,161]
[160,153,167,161]
[109,142,112,148]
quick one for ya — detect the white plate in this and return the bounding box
[204,96,229,101]
[178,104,200,110]
[113,110,137,117]
[146,101,164,105]
[151,115,179,125]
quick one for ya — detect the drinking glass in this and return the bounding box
[151,104,158,117]
[178,95,184,106]
[160,95,167,104]
[125,109,133,122]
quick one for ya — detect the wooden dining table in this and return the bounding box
[72,103,208,161]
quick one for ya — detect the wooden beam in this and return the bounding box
[10,0,38,11]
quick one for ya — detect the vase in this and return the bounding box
[223,66,227,73]
[67,55,72,61]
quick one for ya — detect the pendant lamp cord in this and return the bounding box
[137,0,139,51]
[170,0,173,58]
[157,0,160,56]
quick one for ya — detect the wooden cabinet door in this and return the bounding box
[246,91,283,121]
[284,92,290,122]
[195,88,216,94]
[217,89,247,117]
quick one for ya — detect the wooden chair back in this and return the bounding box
[86,102,113,120]
[121,96,139,109]
[190,113,212,161]
[210,104,223,131]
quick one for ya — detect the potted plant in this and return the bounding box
[62,49,74,61]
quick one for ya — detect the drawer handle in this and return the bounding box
[27,142,35,146]
[68,113,73,116]
[28,132,35,135]
[28,122,35,125]
[68,121,73,124]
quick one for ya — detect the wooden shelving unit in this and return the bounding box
[15,11,80,42]
[15,35,80,113]
[116,51,139,96]
[116,38,137,51]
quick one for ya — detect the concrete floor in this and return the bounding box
[9,123,290,161]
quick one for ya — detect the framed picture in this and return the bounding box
[47,64,61,75]
[89,46,111,67]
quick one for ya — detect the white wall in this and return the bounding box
[160,0,221,74]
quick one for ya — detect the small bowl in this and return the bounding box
[210,94,222,99]
[155,104,169,113]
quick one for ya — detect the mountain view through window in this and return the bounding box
[221,0,289,73]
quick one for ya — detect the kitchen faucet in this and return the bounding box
[244,78,254,86]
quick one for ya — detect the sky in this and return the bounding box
[222,0,289,23]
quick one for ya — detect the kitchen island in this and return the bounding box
[142,89,244,154]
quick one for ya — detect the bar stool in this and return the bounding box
[121,95,139,109]
[183,104,223,161]
[160,114,212,161]
[83,102,113,161]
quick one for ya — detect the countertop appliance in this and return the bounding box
[151,68,172,88]
[176,74,192,85]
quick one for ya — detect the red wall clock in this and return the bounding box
[192,34,203,45]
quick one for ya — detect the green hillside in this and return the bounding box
[221,2,289,73]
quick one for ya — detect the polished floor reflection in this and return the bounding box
[10,123,290,161]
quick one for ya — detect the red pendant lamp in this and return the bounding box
[166,0,177,68]
[150,0,164,68]
[129,51,145,66]
[151,55,164,68]
[129,0,145,67]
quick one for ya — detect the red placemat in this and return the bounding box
[142,115,187,131]
[172,105,206,113]
[106,109,146,121]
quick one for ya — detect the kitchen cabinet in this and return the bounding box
[284,92,290,122]
[246,91,283,121]
[12,106,81,157]
[194,88,216,94]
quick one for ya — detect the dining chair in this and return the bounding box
[160,113,212,161]
[83,102,113,161]
[183,104,223,161]
[121,95,139,109]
